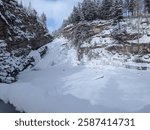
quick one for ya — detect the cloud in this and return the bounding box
[17,0,83,31]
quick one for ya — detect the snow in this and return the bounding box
[13,26,35,40]
[64,24,74,30]
[28,50,41,65]
[81,35,114,48]
[0,63,150,112]
[128,34,150,44]
[5,10,15,19]
[0,39,49,83]
[81,18,148,48]
[91,36,114,45]
[0,37,150,112]
[36,37,74,68]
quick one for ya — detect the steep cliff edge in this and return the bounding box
[0,0,53,83]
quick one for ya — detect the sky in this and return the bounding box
[17,0,83,32]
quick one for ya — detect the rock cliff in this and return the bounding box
[0,0,53,83]
[60,19,150,69]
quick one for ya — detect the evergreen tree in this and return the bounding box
[41,13,47,26]
[72,24,91,60]
[78,3,85,21]
[18,0,23,8]
[124,0,130,17]
[61,19,70,28]
[114,0,123,22]
[70,6,81,24]
[28,2,32,11]
[93,0,102,19]
[144,0,150,14]
[81,0,97,21]
[113,0,123,29]
[129,0,136,16]
[101,0,113,20]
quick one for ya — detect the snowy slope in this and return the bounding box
[36,37,77,68]
[0,37,150,112]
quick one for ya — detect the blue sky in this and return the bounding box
[17,0,83,31]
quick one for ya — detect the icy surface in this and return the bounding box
[0,37,150,112]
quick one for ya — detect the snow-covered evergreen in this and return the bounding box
[81,0,97,21]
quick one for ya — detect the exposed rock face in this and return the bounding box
[61,19,150,67]
[62,21,111,42]
[106,43,150,55]
[0,0,53,52]
[0,0,53,83]
[62,20,150,50]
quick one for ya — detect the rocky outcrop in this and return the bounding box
[106,43,150,55]
[62,21,111,42]
[0,0,53,83]
[0,0,53,52]
[60,19,150,67]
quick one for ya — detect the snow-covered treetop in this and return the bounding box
[62,0,150,27]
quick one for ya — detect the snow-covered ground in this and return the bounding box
[0,37,150,113]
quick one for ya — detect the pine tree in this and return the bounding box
[81,0,97,21]
[72,24,91,60]
[70,6,81,24]
[93,0,101,19]
[78,3,85,21]
[28,2,32,11]
[144,0,150,14]
[61,19,70,28]
[113,0,123,29]
[101,0,113,20]
[18,0,23,8]
[124,0,130,17]
[114,0,123,22]
[41,13,47,26]
[65,0,142,26]
[129,0,136,16]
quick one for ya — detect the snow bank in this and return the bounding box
[0,64,150,112]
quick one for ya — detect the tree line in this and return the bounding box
[18,1,47,27]
[62,0,150,26]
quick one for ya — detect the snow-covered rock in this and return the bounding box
[0,0,53,83]
[0,40,49,83]
[61,18,150,69]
